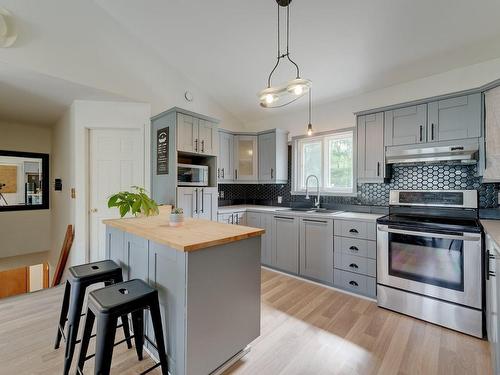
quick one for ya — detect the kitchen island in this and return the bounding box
[103,211,264,375]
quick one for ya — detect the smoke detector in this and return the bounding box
[0,7,17,48]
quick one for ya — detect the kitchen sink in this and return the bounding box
[285,208,341,214]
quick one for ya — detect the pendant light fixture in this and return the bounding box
[307,88,313,136]
[258,0,311,108]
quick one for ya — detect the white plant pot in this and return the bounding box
[170,213,185,227]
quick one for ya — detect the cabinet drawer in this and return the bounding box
[334,220,376,240]
[334,236,376,259]
[334,252,376,277]
[334,269,376,297]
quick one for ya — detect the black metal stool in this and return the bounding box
[54,260,132,375]
[76,279,169,375]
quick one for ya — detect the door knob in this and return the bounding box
[90,208,98,213]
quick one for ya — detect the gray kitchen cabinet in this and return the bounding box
[218,131,234,182]
[177,187,217,220]
[233,211,246,225]
[177,187,197,218]
[106,227,126,272]
[197,187,218,221]
[234,135,258,181]
[246,211,261,228]
[299,217,333,284]
[177,113,199,153]
[198,119,218,156]
[217,213,234,224]
[357,112,387,183]
[258,130,289,183]
[273,215,299,274]
[125,233,149,281]
[384,104,427,146]
[259,213,274,266]
[177,113,217,155]
[486,234,500,375]
[333,218,377,298]
[427,93,482,142]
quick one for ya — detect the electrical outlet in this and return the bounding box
[277,196,282,204]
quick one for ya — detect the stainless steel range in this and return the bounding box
[377,190,483,337]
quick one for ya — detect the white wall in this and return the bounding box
[49,108,74,280]
[243,57,500,137]
[0,120,51,258]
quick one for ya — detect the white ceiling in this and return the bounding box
[95,0,500,123]
[0,62,130,126]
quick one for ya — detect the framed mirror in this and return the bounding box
[0,150,49,211]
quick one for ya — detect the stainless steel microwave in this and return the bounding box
[177,164,209,186]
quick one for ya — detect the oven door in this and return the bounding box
[377,224,482,309]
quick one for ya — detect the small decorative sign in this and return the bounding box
[157,127,169,175]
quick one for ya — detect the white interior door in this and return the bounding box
[89,129,144,262]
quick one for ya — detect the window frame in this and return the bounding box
[291,128,357,196]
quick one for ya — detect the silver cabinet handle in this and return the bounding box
[274,216,294,220]
[217,168,220,179]
[195,139,198,152]
[419,125,423,142]
[349,280,359,287]
[349,228,359,234]
[222,168,225,178]
[377,225,481,241]
[201,140,205,153]
[349,263,359,269]
[194,188,198,214]
[200,188,204,213]
[235,169,238,180]
[431,123,435,140]
[377,162,380,177]
[271,168,274,179]
[230,214,234,224]
[303,219,327,224]
[487,250,496,279]
[349,246,359,252]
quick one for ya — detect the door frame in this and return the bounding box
[85,125,149,263]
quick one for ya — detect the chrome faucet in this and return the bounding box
[305,174,320,209]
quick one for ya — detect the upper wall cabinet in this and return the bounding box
[218,131,234,182]
[177,113,217,156]
[427,93,482,142]
[357,112,387,183]
[384,104,427,146]
[218,129,289,184]
[258,130,289,183]
[384,93,482,148]
[234,135,258,181]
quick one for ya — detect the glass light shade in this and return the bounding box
[258,78,311,108]
[307,123,313,136]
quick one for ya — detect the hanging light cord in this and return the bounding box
[308,88,312,124]
[267,2,301,88]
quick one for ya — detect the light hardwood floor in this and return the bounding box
[0,268,492,375]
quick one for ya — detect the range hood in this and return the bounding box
[385,140,480,165]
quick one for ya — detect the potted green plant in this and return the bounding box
[170,207,185,227]
[107,186,159,218]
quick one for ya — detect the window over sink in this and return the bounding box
[292,129,355,196]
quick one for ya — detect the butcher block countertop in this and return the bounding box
[103,212,264,252]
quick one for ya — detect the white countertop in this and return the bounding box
[481,219,500,247]
[217,205,384,222]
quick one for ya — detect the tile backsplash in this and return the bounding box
[218,149,499,208]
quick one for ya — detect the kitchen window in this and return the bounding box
[292,129,355,195]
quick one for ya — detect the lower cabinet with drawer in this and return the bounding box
[333,219,377,298]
